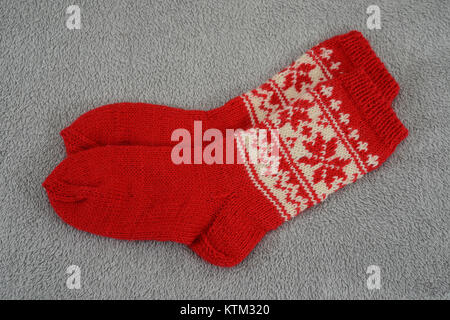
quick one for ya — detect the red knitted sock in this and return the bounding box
[46,30,405,266]
[44,68,408,266]
[190,68,407,266]
[43,145,236,243]
[61,31,399,155]
[43,73,335,243]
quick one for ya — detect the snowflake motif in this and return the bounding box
[274,166,312,204]
[367,154,379,167]
[329,99,342,111]
[320,85,333,98]
[320,48,333,60]
[282,62,315,93]
[348,129,359,140]
[317,114,329,128]
[298,133,351,189]
[277,98,314,131]
[301,126,313,138]
[330,61,341,70]
[339,113,350,125]
[357,141,368,152]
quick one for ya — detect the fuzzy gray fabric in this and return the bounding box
[1,0,449,299]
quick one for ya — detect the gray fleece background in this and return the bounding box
[1,0,449,300]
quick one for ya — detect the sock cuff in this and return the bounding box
[339,69,408,157]
[337,30,400,104]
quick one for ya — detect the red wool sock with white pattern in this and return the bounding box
[44,70,407,266]
[190,66,407,266]
[43,31,408,266]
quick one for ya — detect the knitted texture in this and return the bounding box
[44,74,343,243]
[44,31,408,267]
[190,68,407,266]
[44,146,267,243]
[61,96,250,155]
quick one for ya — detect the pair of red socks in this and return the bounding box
[43,31,408,267]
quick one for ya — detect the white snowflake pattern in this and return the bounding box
[321,85,333,98]
[320,48,333,60]
[329,99,342,111]
[357,141,368,152]
[339,113,350,125]
[367,154,379,167]
[330,61,341,70]
[348,129,359,140]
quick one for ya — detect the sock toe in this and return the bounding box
[43,151,107,233]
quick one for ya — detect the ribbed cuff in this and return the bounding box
[340,69,408,156]
[338,30,400,104]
